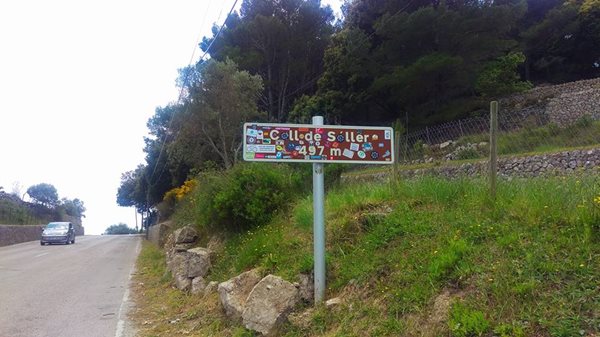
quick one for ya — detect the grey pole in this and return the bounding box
[312,115,326,303]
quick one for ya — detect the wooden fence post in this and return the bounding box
[490,101,498,199]
[394,131,400,179]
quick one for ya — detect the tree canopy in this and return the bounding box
[104,223,138,235]
[118,0,599,216]
[27,183,59,207]
[201,0,336,122]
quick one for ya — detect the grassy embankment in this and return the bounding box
[0,198,40,225]
[341,120,600,178]
[132,173,599,337]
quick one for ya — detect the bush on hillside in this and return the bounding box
[193,163,305,232]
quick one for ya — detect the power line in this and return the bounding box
[146,0,240,196]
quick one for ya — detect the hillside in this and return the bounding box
[131,172,599,337]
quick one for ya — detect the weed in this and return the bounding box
[429,239,469,282]
[494,322,526,337]
[455,147,483,160]
[448,302,490,337]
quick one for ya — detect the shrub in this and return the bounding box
[194,163,305,232]
[159,179,198,218]
[455,147,483,160]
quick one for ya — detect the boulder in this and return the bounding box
[174,273,191,292]
[218,268,262,320]
[168,248,211,291]
[173,243,194,252]
[204,281,219,295]
[191,277,206,295]
[242,275,300,336]
[169,253,188,278]
[163,232,176,252]
[187,247,211,278]
[174,225,198,244]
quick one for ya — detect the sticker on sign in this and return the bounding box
[243,122,394,164]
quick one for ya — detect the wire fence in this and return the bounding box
[396,106,600,164]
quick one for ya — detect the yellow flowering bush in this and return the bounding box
[159,179,199,218]
[164,179,198,203]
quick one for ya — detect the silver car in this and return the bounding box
[40,222,76,245]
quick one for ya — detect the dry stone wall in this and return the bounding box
[0,225,44,247]
[546,87,600,126]
[343,148,600,182]
[148,221,172,247]
[500,77,600,127]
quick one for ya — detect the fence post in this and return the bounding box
[489,101,498,199]
[426,126,431,145]
[394,131,400,179]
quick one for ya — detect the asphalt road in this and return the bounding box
[0,235,141,337]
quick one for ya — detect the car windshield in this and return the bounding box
[47,223,68,229]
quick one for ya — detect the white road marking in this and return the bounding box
[34,252,49,258]
[115,238,141,337]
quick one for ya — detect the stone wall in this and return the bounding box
[0,225,44,247]
[546,88,600,126]
[148,221,173,248]
[343,148,600,183]
[500,77,600,127]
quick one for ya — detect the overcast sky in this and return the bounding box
[0,0,343,235]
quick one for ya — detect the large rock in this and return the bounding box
[218,268,262,321]
[242,275,300,336]
[174,225,198,244]
[168,247,212,291]
[204,281,219,295]
[187,247,211,278]
[191,277,206,295]
[169,253,188,277]
[174,273,192,292]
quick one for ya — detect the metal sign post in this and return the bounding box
[243,118,394,304]
[311,116,326,303]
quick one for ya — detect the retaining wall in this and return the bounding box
[343,147,600,183]
[0,225,45,247]
[0,221,85,247]
[147,221,173,247]
[500,77,600,127]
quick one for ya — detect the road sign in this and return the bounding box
[242,118,394,305]
[243,122,394,164]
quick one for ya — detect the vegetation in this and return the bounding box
[133,174,599,336]
[406,119,600,162]
[26,183,59,207]
[170,163,306,232]
[0,184,85,225]
[117,0,600,211]
[103,223,138,235]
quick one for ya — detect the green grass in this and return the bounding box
[403,119,600,163]
[461,119,600,157]
[133,175,600,336]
